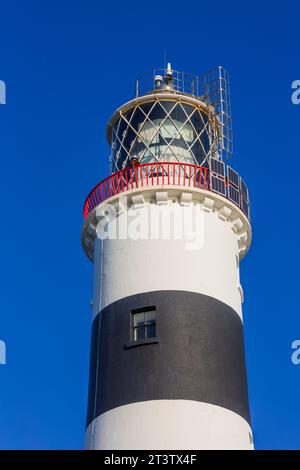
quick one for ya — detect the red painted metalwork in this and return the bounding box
[83,162,210,220]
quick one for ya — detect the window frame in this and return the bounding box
[124,306,158,349]
[131,306,157,342]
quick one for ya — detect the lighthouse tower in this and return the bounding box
[81,65,253,450]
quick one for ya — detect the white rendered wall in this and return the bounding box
[85,400,253,450]
[92,200,243,320]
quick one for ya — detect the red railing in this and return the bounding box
[83,162,209,220]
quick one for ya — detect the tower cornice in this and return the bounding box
[81,185,251,262]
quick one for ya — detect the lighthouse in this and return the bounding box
[81,65,253,450]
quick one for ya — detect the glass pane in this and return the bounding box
[138,101,154,117]
[147,101,166,122]
[128,106,146,131]
[134,327,146,341]
[146,324,156,339]
[169,102,187,123]
[138,119,159,144]
[190,109,208,133]
[133,312,145,327]
[179,122,194,142]
[145,310,156,324]
[181,102,195,117]
[190,141,207,166]
[160,118,179,140]
[159,100,177,114]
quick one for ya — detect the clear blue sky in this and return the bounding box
[0,0,299,450]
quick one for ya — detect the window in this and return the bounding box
[132,307,156,341]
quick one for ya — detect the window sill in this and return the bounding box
[124,338,159,349]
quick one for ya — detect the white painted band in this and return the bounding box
[85,399,253,450]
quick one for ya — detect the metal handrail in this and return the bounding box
[135,69,201,99]
[83,162,209,219]
[83,161,250,220]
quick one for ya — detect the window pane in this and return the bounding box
[160,118,178,140]
[146,324,156,339]
[133,312,145,327]
[180,122,194,142]
[145,310,156,324]
[138,120,159,144]
[132,308,156,341]
[134,327,146,341]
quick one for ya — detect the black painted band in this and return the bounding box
[86,290,251,427]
